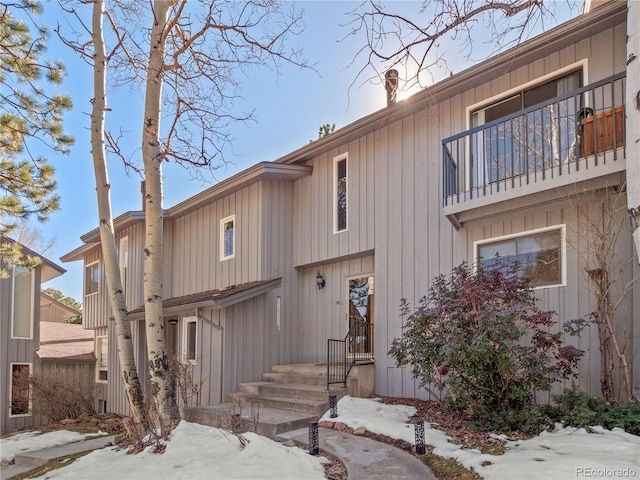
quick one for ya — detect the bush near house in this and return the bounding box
[389,260,584,427]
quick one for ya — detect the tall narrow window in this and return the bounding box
[85,261,100,296]
[10,363,32,416]
[183,317,197,363]
[119,237,129,293]
[220,215,235,260]
[334,155,347,232]
[11,266,34,339]
[96,336,108,382]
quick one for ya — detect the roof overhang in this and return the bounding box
[1,238,66,281]
[128,278,282,319]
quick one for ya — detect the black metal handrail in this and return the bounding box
[443,72,626,207]
[327,320,374,389]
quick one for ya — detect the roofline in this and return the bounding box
[273,0,627,165]
[68,163,312,248]
[60,241,101,263]
[40,291,81,315]
[1,237,66,281]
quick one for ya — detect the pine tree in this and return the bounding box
[0,1,73,273]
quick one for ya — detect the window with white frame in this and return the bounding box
[96,336,108,382]
[183,316,197,363]
[220,215,235,260]
[11,266,34,339]
[334,154,347,232]
[10,363,32,416]
[85,261,100,296]
[119,236,129,293]
[475,225,565,288]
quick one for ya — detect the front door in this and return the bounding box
[347,275,374,359]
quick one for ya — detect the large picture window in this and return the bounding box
[220,215,235,260]
[475,225,565,288]
[119,236,129,293]
[334,154,347,232]
[11,266,34,339]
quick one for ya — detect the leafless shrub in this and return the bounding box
[167,354,206,412]
[30,373,102,422]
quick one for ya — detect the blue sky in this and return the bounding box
[31,1,579,302]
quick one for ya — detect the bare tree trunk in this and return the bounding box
[627,0,640,262]
[141,0,180,435]
[90,0,148,437]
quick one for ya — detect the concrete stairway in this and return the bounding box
[184,364,347,439]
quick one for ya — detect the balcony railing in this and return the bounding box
[442,72,626,210]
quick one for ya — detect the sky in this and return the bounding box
[2,396,638,479]
[24,1,581,301]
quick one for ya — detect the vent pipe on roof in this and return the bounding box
[385,69,399,106]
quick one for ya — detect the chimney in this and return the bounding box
[141,180,146,211]
[385,69,399,106]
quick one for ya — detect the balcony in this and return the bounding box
[442,73,626,228]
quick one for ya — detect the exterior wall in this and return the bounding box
[292,19,635,401]
[0,266,46,435]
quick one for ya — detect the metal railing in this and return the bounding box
[327,320,374,389]
[443,72,626,207]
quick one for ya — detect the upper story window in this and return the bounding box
[475,225,565,288]
[96,336,108,382]
[11,266,34,339]
[334,154,347,233]
[220,215,235,261]
[85,261,100,296]
[183,316,197,364]
[119,236,129,292]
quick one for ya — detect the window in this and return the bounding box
[96,336,108,382]
[119,236,129,292]
[10,363,32,416]
[470,69,583,187]
[334,154,347,232]
[220,215,235,260]
[85,261,100,296]
[475,225,565,288]
[11,266,34,339]
[183,317,197,363]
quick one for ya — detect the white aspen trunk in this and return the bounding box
[90,0,149,436]
[141,0,180,435]
[627,0,640,262]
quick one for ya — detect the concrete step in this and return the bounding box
[12,435,115,468]
[270,364,331,376]
[227,392,328,416]
[237,382,347,402]
[183,404,317,439]
[262,372,328,386]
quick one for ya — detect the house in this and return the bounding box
[0,239,66,435]
[61,0,638,420]
[39,291,81,323]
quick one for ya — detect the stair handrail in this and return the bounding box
[327,320,373,390]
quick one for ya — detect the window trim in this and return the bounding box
[182,316,198,365]
[10,266,35,339]
[9,363,33,417]
[84,260,100,297]
[333,153,348,233]
[465,60,589,131]
[220,215,236,261]
[95,336,108,383]
[473,224,566,289]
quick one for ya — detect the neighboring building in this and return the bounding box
[40,291,81,323]
[0,240,66,435]
[62,1,638,416]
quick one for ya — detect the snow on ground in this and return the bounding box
[322,396,640,480]
[28,421,327,480]
[0,430,100,464]
[3,397,638,479]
